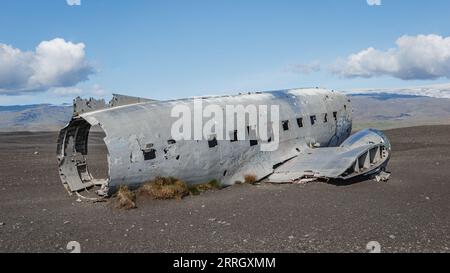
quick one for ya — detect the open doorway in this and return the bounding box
[86,124,109,182]
[57,118,110,195]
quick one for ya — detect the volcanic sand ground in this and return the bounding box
[0,126,449,253]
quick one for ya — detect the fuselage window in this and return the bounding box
[323,113,328,123]
[333,111,338,121]
[310,115,317,126]
[142,143,156,160]
[282,120,289,131]
[208,135,218,148]
[230,130,238,142]
[297,118,303,128]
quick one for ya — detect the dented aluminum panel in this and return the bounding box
[57,88,390,197]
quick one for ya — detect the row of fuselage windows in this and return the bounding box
[209,111,339,149]
[282,111,338,132]
[144,111,339,160]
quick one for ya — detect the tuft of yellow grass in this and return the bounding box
[139,177,189,200]
[244,174,258,185]
[189,179,222,195]
[115,185,137,210]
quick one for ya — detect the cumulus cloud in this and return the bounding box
[0,38,94,95]
[66,0,81,6]
[287,61,321,74]
[367,0,381,6]
[332,34,450,80]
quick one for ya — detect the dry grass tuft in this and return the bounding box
[139,177,189,200]
[189,179,222,195]
[244,174,258,185]
[115,185,137,210]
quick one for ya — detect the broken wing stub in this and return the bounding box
[267,129,391,183]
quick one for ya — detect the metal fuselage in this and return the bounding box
[57,88,353,195]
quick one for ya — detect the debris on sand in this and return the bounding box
[375,171,391,182]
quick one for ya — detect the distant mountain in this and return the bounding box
[0,92,450,132]
[349,93,450,130]
[348,83,450,99]
[0,104,72,132]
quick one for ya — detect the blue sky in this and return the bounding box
[1,0,450,105]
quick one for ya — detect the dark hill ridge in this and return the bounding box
[0,104,72,131]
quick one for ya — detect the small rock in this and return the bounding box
[425,196,430,200]
[0,222,4,226]
[288,235,295,240]
[34,151,40,155]
[389,235,396,239]
[76,198,82,203]
[208,218,216,222]
[63,221,70,225]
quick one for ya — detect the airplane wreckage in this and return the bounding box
[57,88,391,197]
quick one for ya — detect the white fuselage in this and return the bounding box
[78,88,352,191]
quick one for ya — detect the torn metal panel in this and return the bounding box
[109,94,157,107]
[72,94,157,116]
[73,97,107,116]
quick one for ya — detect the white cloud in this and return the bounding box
[333,34,450,80]
[66,0,81,6]
[0,38,94,95]
[367,0,381,6]
[287,61,321,75]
